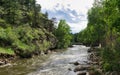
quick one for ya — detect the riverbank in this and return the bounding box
[0,48,58,67]
[88,47,120,75]
[0,49,60,75]
[88,47,103,75]
[0,53,15,66]
[2,45,118,75]
[68,46,102,75]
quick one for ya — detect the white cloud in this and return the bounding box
[36,0,94,33]
[68,21,88,33]
[69,13,76,18]
[37,0,93,14]
[71,18,76,21]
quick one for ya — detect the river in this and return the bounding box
[0,45,90,75]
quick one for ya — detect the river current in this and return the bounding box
[0,45,90,75]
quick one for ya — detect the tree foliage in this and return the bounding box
[76,0,120,72]
[54,20,72,49]
[0,0,57,57]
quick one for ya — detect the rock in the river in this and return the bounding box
[69,61,80,66]
[0,59,9,65]
[88,49,92,53]
[68,68,72,71]
[0,61,5,65]
[0,63,11,67]
[77,72,86,75]
[74,65,92,72]
[74,66,86,72]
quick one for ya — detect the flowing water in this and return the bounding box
[0,45,90,75]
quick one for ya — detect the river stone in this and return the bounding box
[68,68,72,71]
[69,61,80,66]
[0,61,5,65]
[74,65,92,72]
[88,49,92,53]
[74,66,86,72]
[77,72,86,75]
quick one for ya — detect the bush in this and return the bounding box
[103,62,112,71]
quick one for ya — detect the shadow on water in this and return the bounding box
[0,45,90,75]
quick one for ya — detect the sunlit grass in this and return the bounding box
[0,47,15,55]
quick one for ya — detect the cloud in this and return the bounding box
[43,7,83,23]
[37,0,93,13]
[36,0,94,33]
[68,21,88,33]
[69,13,76,18]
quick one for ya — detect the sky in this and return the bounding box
[36,0,94,33]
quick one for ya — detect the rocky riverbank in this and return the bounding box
[87,47,120,75]
[0,53,15,67]
[68,47,103,75]
[0,49,55,67]
[87,47,103,75]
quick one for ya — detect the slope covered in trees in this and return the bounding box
[76,0,120,72]
[0,0,58,58]
[0,0,73,58]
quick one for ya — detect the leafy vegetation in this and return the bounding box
[1,0,120,73]
[0,0,57,57]
[0,47,15,55]
[0,0,73,58]
[76,0,120,72]
[54,20,72,49]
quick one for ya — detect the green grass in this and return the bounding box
[0,47,15,55]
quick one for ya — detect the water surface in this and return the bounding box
[0,45,90,75]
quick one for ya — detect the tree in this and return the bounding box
[77,0,120,72]
[54,20,72,49]
[0,0,57,57]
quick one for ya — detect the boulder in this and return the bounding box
[77,72,86,75]
[74,66,87,72]
[69,61,80,66]
[88,49,92,53]
[68,68,72,71]
[0,61,5,65]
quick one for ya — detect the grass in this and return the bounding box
[0,47,15,55]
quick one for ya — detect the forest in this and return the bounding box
[0,0,72,58]
[0,0,120,75]
[75,0,120,72]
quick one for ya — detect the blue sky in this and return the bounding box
[37,0,94,33]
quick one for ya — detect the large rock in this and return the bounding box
[74,65,91,72]
[68,68,72,71]
[73,61,80,66]
[0,61,5,65]
[77,72,86,75]
[69,61,81,66]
